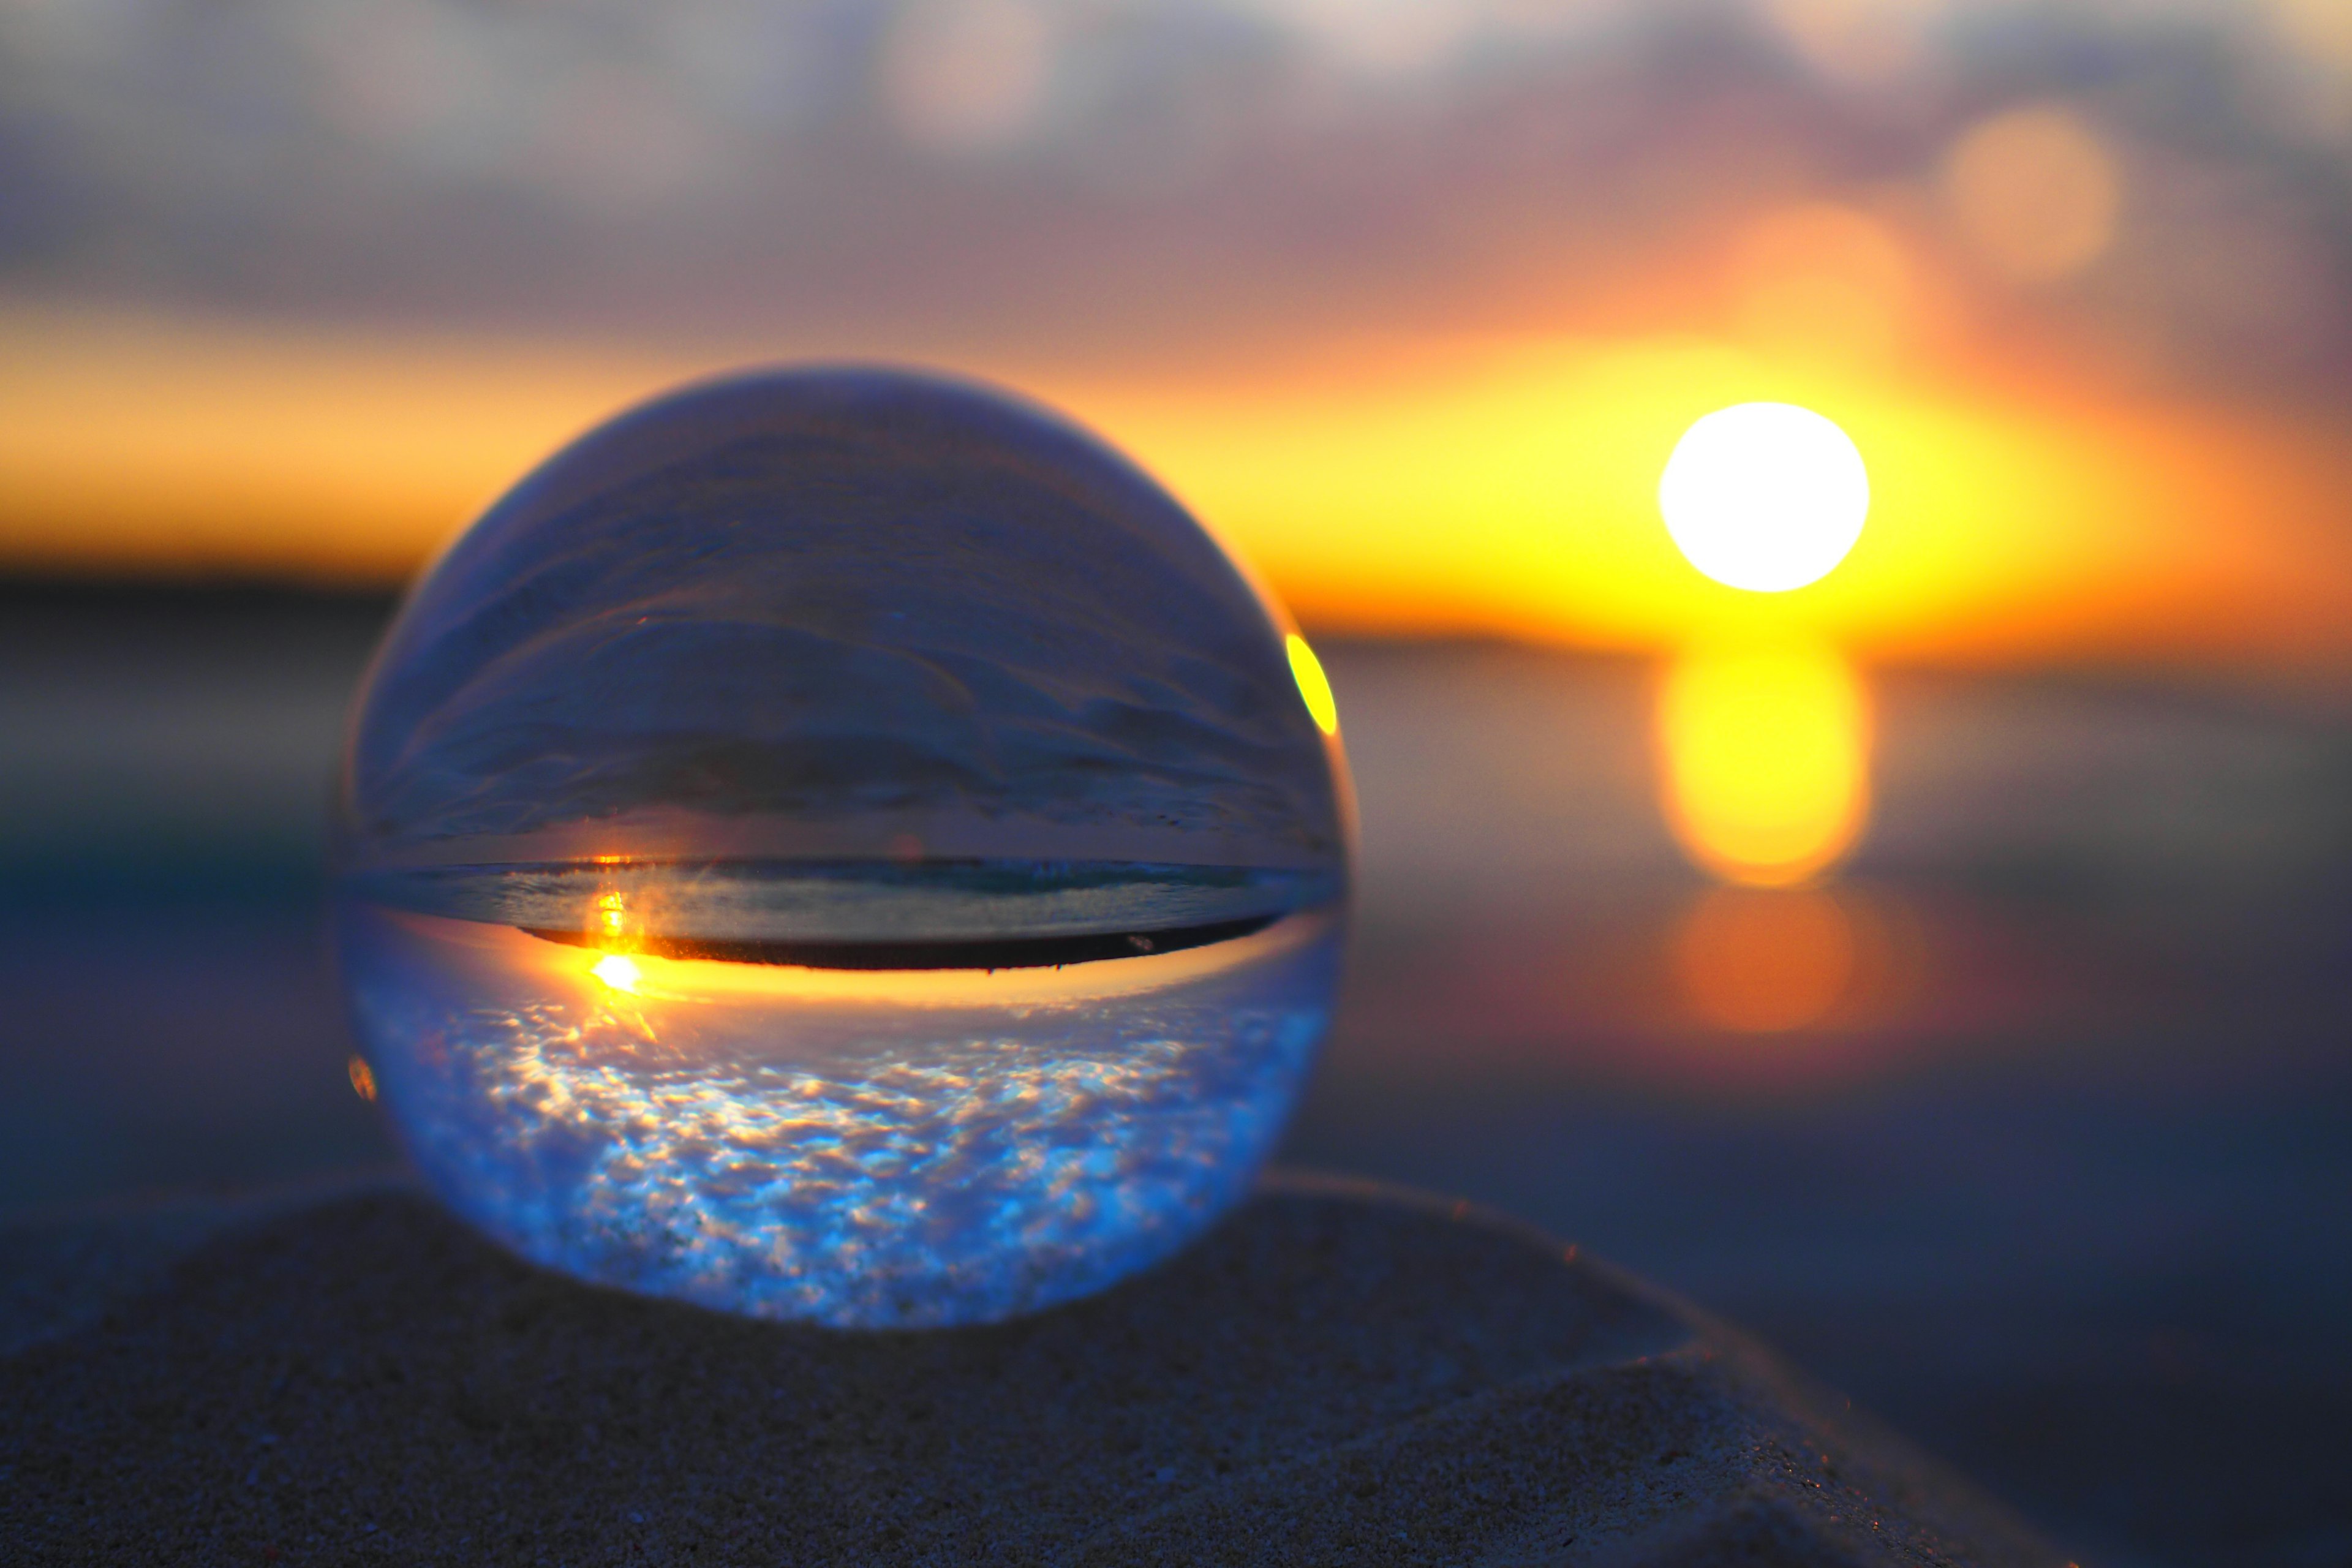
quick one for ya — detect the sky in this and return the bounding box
[4,0,2352,674]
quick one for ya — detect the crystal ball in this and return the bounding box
[332,368,1351,1329]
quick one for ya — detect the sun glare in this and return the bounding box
[1659,402,1869,593]
[592,952,643,993]
[1658,643,1870,886]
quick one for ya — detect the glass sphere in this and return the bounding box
[333,368,1351,1329]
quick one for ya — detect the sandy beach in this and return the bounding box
[2,1169,2060,1565]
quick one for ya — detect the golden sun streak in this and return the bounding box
[1657,643,1871,886]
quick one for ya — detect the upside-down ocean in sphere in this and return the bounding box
[332,369,1351,1328]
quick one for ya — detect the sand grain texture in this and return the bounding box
[0,1172,2059,1566]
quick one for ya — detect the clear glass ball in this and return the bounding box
[332,368,1351,1328]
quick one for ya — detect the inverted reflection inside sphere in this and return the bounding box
[333,368,1351,1329]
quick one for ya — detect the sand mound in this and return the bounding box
[1,1171,2057,1565]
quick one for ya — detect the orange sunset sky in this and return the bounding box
[5,0,2350,679]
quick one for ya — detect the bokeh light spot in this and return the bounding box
[1674,886,1857,1033]
[1761,0,1941,84]
[1943,105,2120,282]
[1658,643,1870,886]
[1659,402,1869,594]
[1730,203,1918,366]
[880,0,1055,154]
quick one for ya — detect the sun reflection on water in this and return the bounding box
[1675,884,1858,1032]
[1668,883,1925,1039]
[591,952,643,993]
[1657,641,1871,887]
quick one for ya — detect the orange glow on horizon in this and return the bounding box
[1069,333,2352,675]
[1657,643,1871,886]
[6,303,2352,675]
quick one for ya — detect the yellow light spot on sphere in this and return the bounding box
[1287,633,1340,736]
[592,953,643,993]
[347,1054,378,1102]
[1659,402,1869,594]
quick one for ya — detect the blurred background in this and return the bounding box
[3,1,2350,1562]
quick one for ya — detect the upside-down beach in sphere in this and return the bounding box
[333,369,1351,1329]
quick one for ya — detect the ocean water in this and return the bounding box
[11,595,2352,1562]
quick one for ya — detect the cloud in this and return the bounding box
[0,0,2346,395]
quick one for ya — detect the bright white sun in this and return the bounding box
[1659,402,1869,593]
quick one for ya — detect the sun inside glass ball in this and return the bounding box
[332,367,1351,1329]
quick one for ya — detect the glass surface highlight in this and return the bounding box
[333,368,1351,1329]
